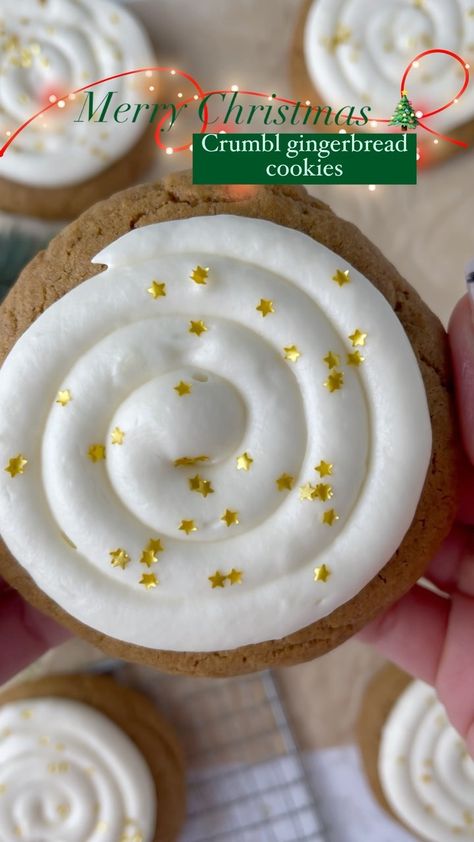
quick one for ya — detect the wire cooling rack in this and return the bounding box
[116,665,326,842]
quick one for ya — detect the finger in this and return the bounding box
[448,294,474,465]
[436,592,474,743]
[424,524,474,596]
[358,585,449,684]
[0,590,69,685]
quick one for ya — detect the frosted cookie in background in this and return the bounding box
[0,173,459,676]
[291,0,474,164]
[0,0,156,219]
[0,672,185,842]
[357,664,474,841]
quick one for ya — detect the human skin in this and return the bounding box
[360,293,474,758]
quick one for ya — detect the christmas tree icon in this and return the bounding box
[389,90,418,132]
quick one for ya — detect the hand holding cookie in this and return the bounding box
[360,293,474,758]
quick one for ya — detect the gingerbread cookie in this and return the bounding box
[0,0,155,219]
[357,665,474,841]
[292,0,474,163]
[0,673,185,841]
[0,173,459,676]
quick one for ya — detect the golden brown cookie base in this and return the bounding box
[0,673,186,842]
[0,128,156,221]
[290,0,474,163]
[0,171,459,676]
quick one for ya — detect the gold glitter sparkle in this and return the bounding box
[236,451,253,471]
[4,454,27,477]
[283,345,301,362]
[221,509,239,527]
[140,549,158,568]
[323,351,340,369]
[324,371,344,392]
[315,461,333,477]
[314,564,331,582]
[140,572,158,589]
[88,444,106,462]
[348,329,367,347]
[190,265,209,285]
[174,380,191,396]
[56,389,71,406]
[332,269,351,287]
[189,474,214,497]
[189,320,208,337]
[322,509,339,526]
[347,351,365,366]
[256,298,275,317]
[179,519,197,534]
[147,280,166,299]
[109,548,130,569]
[111,427,125,445]
[299,483,316,501]
[174,455,209,467]
[276,473,294,491]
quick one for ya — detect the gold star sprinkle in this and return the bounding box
[147,280,166,299]
[299,483,316,501]
[20,709,32,720]
[314,564,331,582]
[140,549,157,568]
[56,389,71,406]
[146,538,164,554]
[111,427,125,445]
[140,572,158,589]
[315,460,333,477]
[174,455,209,467]
[227,568,243,585]
[464,811,474,826]
[189,474,214,497]
[324,24,352,52]
[189,320,208,337]
[190,265,209,285]
[4,454,27,477]
[236,451,253,471]
[174,380,191,396]
[179,519,197,534]
[57,804,70,818]
[313,483,333,502]
[283,344,301,362]
[322,509,339,526]
[348,329,367,347]
[332,269,351,287]
[347,351,365,366]
[221,509,239,527]
[324,371,344,392]
[209,570,226,588]
[323,351,340,369]
[256,298,275,317]
[420,774,433,783]
[276,473,294,491]
[109,548,130,569]
[88,444,106,462]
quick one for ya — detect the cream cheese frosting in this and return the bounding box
[304,0,474,136]
[379,680,474,841]
[0,696,156,841]
[0,215,431,651]
[0,0,154,187]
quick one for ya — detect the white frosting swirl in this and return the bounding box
[0,215,431,652]
[0,697,156,841]
[304,0,474,135]
[0,0,154,187]
[379,680,474,841]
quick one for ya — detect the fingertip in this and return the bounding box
[448,294,474,465]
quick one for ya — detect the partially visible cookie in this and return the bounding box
[0,0,156,219]
[0,673,186,842]
[291,0,474,165]
[357,664,474,841]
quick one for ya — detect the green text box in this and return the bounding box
[192,132,417,185]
